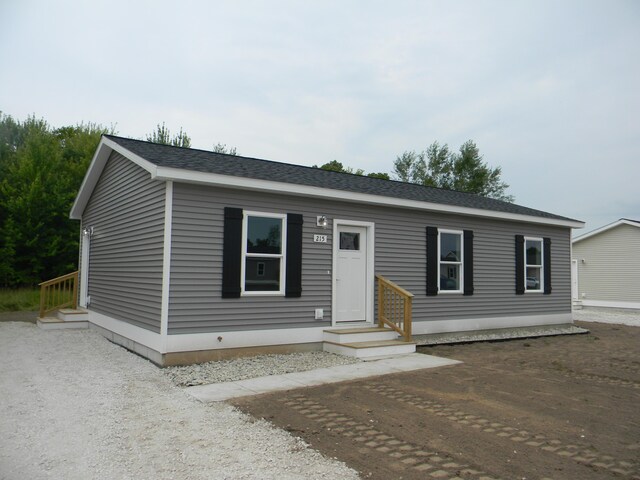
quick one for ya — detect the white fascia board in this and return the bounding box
[573,218,640,244]
[154,166,585,228]
[69,137,159,219]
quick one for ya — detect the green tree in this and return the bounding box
[314,160,389,179]
[0,115,110,286]
[315,160,364,175]
[212,142,238,155]
[146,122,191,147]
[393,140,514,202]
[366,171,390,180]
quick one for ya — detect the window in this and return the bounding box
[524,237,543,292]
[427,226,473,296]
[242,212,287,294]
[439,230,463,292]
[339,232,360,250]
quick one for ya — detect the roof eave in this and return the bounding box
[573,218,640,243]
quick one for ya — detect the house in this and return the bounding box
[571,219,640,309]
[68,135,584,365]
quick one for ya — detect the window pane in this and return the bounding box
[440,264,460,291]
[526,267,541,290]
[340,232,360,250]
[247,216,282,254]
[440,233,461,262]
[525,240,542,266]
[245,257,280,291]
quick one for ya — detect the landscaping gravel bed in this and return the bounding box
[163,352,362,386]
[0,321,359,480]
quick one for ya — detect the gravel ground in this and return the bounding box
[573,306,640,326]
[163,352,361,387]
[0,321,359,480]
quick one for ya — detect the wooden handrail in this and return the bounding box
[39,271,79,318]
[376,274,413,342]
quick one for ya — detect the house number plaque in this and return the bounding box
[313,234,328,243]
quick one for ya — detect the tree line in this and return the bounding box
[0,112,512,287]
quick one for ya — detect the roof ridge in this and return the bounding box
[103,135,516,203]
[103,134,581,225]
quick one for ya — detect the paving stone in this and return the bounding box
[429,470,450,478]
[413,463,434,471]
[401,457,419,465]
[557,451,575,457]
[573,456,593,463]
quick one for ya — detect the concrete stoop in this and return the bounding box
[37,308,89,330]
[323,327,416,359]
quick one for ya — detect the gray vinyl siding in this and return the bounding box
[168,183,571,335]
[572,224,640,303]
[82,152,165,332]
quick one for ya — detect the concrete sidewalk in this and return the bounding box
[186,353,460,402]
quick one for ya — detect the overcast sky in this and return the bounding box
[1,0,638,235]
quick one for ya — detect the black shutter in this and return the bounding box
[285,213,303,298]
[463,230,474,296]
[515,235,525,295]
[222,207,243,298]
[543,237,552,294]
[426,226,438,296]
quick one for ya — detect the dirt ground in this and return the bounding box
[233,322,640,480]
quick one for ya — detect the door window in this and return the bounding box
[339,232,360,250]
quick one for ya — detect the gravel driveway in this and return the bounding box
[0,321,358,480]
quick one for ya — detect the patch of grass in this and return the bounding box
[0,288,40,312]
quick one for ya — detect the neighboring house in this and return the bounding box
[69,135,584,365]
[571,219,640,309]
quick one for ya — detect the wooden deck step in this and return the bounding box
[37,309,89,330]
[323,338,416,359]
[323,327,398,344]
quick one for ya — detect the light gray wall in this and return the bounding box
[82,152,165,332]
[573,224,640,303]
[168,183,572,335]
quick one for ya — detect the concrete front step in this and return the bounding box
[58,308,89,321]
[323,326,399,344]
[323,339,416,358]
[37,308,89,330]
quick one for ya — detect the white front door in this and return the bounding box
[334,224,368,323]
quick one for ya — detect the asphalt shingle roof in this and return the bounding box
[106,135,578,223]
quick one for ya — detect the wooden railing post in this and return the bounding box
[38,271,80,318]
[377,278,383,329]
[375,274,414,342]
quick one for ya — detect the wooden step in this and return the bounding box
[37,309,89,330]
[323,327,399,344]
[323,339,416,358]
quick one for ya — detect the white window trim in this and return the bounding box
[524,236,544,293]
[438,229,464,294]
[241,211,287,296]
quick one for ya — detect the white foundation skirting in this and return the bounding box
[87,309,573,357]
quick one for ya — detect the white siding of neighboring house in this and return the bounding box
[573,223,640,307]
